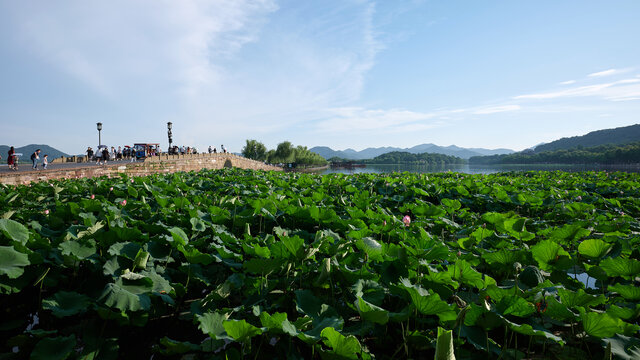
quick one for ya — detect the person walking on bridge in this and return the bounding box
[31,149,41,170]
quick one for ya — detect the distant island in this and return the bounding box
[331,151,465,165]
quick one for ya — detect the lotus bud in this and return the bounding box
[514,262,522,273]
[110,187,113,191]
[90,194,95,199]
[383,220,387,226]
[121,200,127,206]
[402,215,411,227]
[44,209,49,215]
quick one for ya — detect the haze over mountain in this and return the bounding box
[310,144,514,160]
[533,124,640,153]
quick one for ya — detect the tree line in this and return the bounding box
[469,141,640,165]
[241,140,327,167]
[330,151,465,165]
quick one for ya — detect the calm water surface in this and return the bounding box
[321,163,640,175]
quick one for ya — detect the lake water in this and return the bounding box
[321,163,640,175]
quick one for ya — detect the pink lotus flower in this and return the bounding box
[90,194,95,199]
[44,209,49,215]
[576,196,582,201]
[130,179,134,183]
[402,215,411,227]
[110,187,113,191]
[121,200,127,206]
[383,220,387,226]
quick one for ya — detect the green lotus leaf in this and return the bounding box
[578,239,612,259]
[98,283,150,312]
[127,186,139,198]
[59,239,96,260]
[42,291,91,317]
[609,283,640,301]
[531,240,570,271]
[580,309,627,338]
[606,305,639,320]
[0,245,30,279]
[167,227,189,246]
[356,297,389,325]
[222,319,262,342]
[259,311,298,336]
[298,316,345,344]
[558,288,606,309]
[356,237,384,262]
[502,318,564,344]
[448,259,485,289]
[549,224,591,243]
[602,334,640,360]
[320,327,361,359]
[31,335,76,360]
[402,283,456,321]
[107,242,142,259]
[600,257,640,279]
[0,219,29,245]
[495,296,535,317]
[190,217,206,232]
[412,203,446,218]
[197,312,229,338]
[158,337,199,356]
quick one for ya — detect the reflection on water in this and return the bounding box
[321,163,640,175]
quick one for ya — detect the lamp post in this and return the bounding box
[96,122,102,147]
[167,122,173,153]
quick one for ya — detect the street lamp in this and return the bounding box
[167,122,173,153]
[96,122,102,147]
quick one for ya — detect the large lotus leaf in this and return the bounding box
[42,291,91,317]
[190,217,206,232]
[356,237,384,262]
[502,318,564,345]
[320,327,361,360]
[558,288,606,309]
[600,257,640,279]
[98,283,150,312]
[197,312,228,338]
[177,244,214,265]
[580,310,623,338]
[59,239,96,260]
[448,259,484,289]
[412,203,446,218]
[609,283,640,301]
[549,224,591,243]
[355,297,389,325]
[259,311,298,336]
[531,240,570,271]
[298,317,345,344]
[222,319,262,342]
[0,245,30,279]
[107,242,142,260]
[602,334,640,360]
[31,335,76,360]
[578,239,612,259]
[0,219,29,245]
[403,284,456,321]
[294,289,334,319]
[158,337,199,356]
[482,249,526,267]
[168,227,189,246]
[495,296,535,318]
[606,305,640,321]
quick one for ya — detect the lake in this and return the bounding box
[321,163,640,175]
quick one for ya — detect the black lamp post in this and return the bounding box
[96,122,102,147]
[167,122,173,153]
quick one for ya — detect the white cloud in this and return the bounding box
[314,107,438,133]
[473,105,521,115]
[588,69,618,77]
[559,80,576,85]
[514,79,640,101]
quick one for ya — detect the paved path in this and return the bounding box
[0,160,141,174]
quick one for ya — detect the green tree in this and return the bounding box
[241,140,267,161]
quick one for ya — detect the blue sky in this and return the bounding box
[1,0,639,154]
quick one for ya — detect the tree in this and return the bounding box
[274,141,294,163]
[241,139,267,161]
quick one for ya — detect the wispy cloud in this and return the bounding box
[473,105,521,114]
[315,107,438,133]
[514,79,640,101]
[588,69,618,77]
[559,80,576,85]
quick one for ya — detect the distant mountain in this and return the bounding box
[534,124,640,153]
[310,144,514,160]
[0,144,70,162]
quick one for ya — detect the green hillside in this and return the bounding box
[534,124,640,152]
[0,144,70,163]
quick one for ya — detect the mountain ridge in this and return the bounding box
[533,124,640,153]
[310,144,514,160]
[0,144,71,162]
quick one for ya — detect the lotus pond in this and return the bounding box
[1,168,639,359]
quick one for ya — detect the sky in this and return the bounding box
[1,0,640,155]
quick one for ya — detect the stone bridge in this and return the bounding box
[0,153,281,185]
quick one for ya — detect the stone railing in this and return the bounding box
[0,153,281,185]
